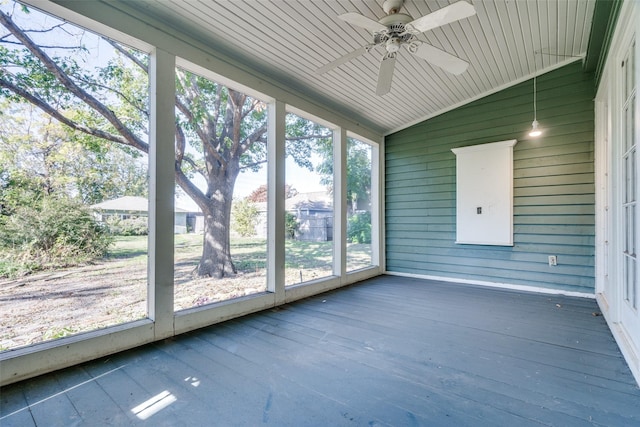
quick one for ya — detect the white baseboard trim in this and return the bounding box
[609,323,640,387]
[596,293,640,387]
[384,271,596,299]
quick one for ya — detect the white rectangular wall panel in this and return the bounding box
[452,140,517,246]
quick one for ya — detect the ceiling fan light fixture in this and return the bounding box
[385,38,402,53]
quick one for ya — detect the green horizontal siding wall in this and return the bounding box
[385,61,595,293]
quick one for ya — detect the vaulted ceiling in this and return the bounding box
[97,1,597,135]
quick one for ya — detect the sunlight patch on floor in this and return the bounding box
[131,390,177,420]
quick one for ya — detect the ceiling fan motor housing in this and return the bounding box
[375,14,416,49]
[378,13,412,28]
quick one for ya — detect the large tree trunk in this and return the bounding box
[197,194,235,278]
[194,169,238,278]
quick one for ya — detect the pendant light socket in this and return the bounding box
[529,119,542,137]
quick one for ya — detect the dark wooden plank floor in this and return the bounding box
[2,276,640,426]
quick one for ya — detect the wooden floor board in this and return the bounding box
[51,366,131,426]
[84,359,159,425]
[166,336,342,425]
[0,385,35,427]
[2,276,640,426]
[189,331,388,426]
[246,315,564,426]
[256,307,622,425]
[210,324,490,426]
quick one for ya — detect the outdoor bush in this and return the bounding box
[347,211,371,244]
[285,212,299,239]
[231,198,259,237]
[105,216,148,236]
[0,196,113,276]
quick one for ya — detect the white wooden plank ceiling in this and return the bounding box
[121,0,595,135]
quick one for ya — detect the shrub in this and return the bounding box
[285,212,299,239]
[347,211,371,244]
[231,198,259,237]
[0,197,112,276]
[105,216,148,236]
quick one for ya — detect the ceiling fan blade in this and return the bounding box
[338,12,387,33]
[376,53,396,96]
[408,42,469,75]
[315,45,371,75]
[406,1,476,34]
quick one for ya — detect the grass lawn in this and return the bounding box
[110,234,371,273]
[0,234,372,351]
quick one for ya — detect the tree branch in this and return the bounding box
[241,98,264,121]
[0,11,147,152]
[175,123,206,177]
[176,70,225,167]
[175,121,186,163]
[1,39,82,49]
[2,22,69,43]
[239,159,267,172]
[175,166,207,212]
[0,76,145,150]
[285,134,332,142]
[240,123,267,153]
[228,90,244,158]
[76,76,148,118]
[212,84,222,130]
[105,38,148,73]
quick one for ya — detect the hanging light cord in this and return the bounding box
[528,63,542,137]
[533,74,537,121]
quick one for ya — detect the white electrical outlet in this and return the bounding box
[548,255,557,266]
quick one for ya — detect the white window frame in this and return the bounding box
[1,0,383,386]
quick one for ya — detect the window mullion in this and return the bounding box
[268,100,286,303]
[148,47,176,338]
[334,128,347,279]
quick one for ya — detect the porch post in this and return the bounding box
[334,127,347,279]
[148,47,175,338]
[268,100,286,303]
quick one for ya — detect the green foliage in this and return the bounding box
[347,211,372,244]
[316,137,372,209]
[0,196,113,277]
[346,139,372,211]
[0,166,43,216]
[0,257,36,278]
[231,198,259,237]
[284,113,331,171]
[44,326,77,340]
[285,212,299,239]
[105,216,148,236]
[175,69,270,177]
[0,102,148,206]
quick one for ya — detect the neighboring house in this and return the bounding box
[287,191,334,241]
[250,191,334,241]
[91,196,204,234]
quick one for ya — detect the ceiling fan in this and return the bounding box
[316,0,476,96]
